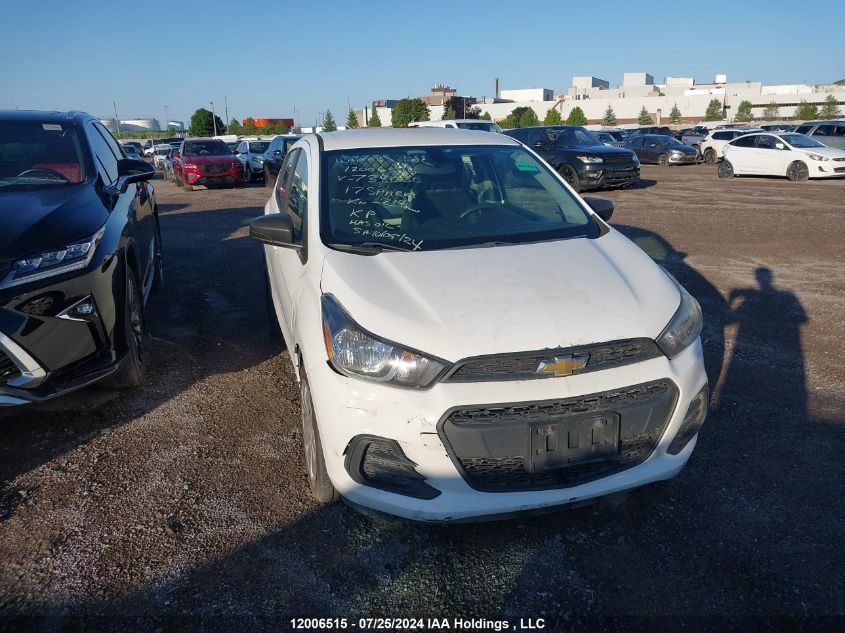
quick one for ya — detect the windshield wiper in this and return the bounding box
[327,241,415,254]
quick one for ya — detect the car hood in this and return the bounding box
[0,184,109,274]
[181,155,238,164]
[668,144,697,153]
[320,231,680,361]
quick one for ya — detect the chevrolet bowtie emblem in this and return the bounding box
[536,353,589,377]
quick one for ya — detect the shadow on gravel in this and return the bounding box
[0,203,281,487]
[623,178,657,191]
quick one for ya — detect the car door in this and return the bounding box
[627,136,644,161]
[726,134,758,173]
[750,134,787,175]
[642,137,661,163]
[266,146,309,341]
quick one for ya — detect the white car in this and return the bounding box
[721,132,845,181]
[235,138,272,182]
[700,128,763,164]
[250,128,708,522]
[409,119,503,133]
[152,144,171,170]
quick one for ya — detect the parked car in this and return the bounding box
[0,110,161,406]
[163,147,177,182]
[235,138,271,183]
[625,126,673,138]
[122,141,144,157]
[792,121,845,150]
[248,128,708,521]
[262,134,301,186]
[680,130,707,155]
[504,125,639,191]
[625,134,699,165]
[121,145,142,160]
[720,132,845,181]
[152,144,171,170]
[409,119,503,133]
[143,138,181,157]
[699,128,764,163]
[173,138,244,190]
[593,130,626,148]
[760,124,797,133]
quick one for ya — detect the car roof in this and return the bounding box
[0,109,94,124]
[316,128,519,151]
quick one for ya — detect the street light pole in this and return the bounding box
[211,101,218,136]
[163,105,169,131]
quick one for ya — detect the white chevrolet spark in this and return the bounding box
[251,128,708,522]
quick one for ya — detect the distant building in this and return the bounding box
[244,118,295,129]
[499,88,554,102]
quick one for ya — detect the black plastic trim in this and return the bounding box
[344,434,440,500]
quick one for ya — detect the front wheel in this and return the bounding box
[703,148,717,164]
[101,268,147,389]
[559,164,582,192]
[244,164,252,183]
[718,160,734,179]
[300,375,339,504]
[787,161,809,182]
[151,219,164,292]
[657,154,668,166]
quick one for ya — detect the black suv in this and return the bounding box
[262,134,301,186]
[503,126,639,191]
[0,111,160,406]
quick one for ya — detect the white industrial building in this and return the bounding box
[99,117,166,133]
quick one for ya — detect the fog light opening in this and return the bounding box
[345,435,440,500]
[667,385,709,455]
[58,296,101,322]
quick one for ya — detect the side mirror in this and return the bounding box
[775,142,785,150]
[233,149,240,155]
[114,158,155,193]
[582,196,614,223]
[273,149,282,156]
[250,213,300,249]
[172,150,180,158]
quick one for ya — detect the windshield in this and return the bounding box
[455,121,503,133]
[781,134,825,149]
[545,127,602,148]
[249,141,270,153]
[184,141,232,156]
[665,137,685,146]
[321,145,598,252]
[0,120,86,189]
[155,146,170,155]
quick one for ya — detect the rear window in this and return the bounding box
[0,120,86,188]
[794,125,813,135]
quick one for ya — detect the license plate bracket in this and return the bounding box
[528,415,620,473]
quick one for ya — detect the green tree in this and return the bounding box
[228,118,243,135]
[518,108,540,128]
[444,106,457,120]
[189,108,226,136]
[261,122,289,135]
[602,104,617,126]
[322,110,337,132]
[669,102,682,124]
[820,94,841,119]
[762,101,780,120]
[637,106,654,125]
[442,96,479,119]
[479,111,492,121]
[794,100,819,121]
[242,117,257,134]
[503,106,535,128]
[734,100,754,122]
[346,109,360,129]
[367,108,382,128]
[704,99,724,121]
[391,98,430,127]
[565,107,588,126]
[544,107,562,126]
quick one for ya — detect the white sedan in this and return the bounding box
[250,128,708,522]
[721,132,845,181]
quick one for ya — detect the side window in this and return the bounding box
[794,125,812,135]
[712,132,730,141]
[87,123,119,184]
[733,135,757,148]
[527,129,546,147]
[814,125,835,136]
[629,137,644,149]
[286,150,308,244]
[93,123,125,160]
[237,142,246,153]
[275,148,299,208]
[754,135,777,149]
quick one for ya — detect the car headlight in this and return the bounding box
[577,155,603,163]
[656,274,703,358]
[255,155,265,163]
[0,227,106,289]
[321,295,448,388]
[806,152,829,161]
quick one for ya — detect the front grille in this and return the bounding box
[0,349,21,385]
[439,380,678,491]
[601,153,633,163]
[834,167,845,173]
[444,338,661,383]
[202,163,228,174]
[833,157,845,162]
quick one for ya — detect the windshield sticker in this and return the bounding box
[42,124,63,131]
[514,161,539,173]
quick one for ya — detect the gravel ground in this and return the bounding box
[1,165,843,632]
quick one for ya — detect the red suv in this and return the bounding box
[173,138,244,190]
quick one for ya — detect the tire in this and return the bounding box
[244,164,252,184]
[174,172,183,187]
[694,145,702,161]
[718,160,734,179]
[657,154,668,166]
[151,218,164,292]
[559,164,582,192]
[263,166,272,187]
[787,161,809,182]
[300,375,339,504]
[101,267,147,389]
[703,148,717,164]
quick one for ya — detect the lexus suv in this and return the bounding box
[174,138,244,190]
[0,111,161,406]
[504,125,639,191]
[249,128,708,521]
